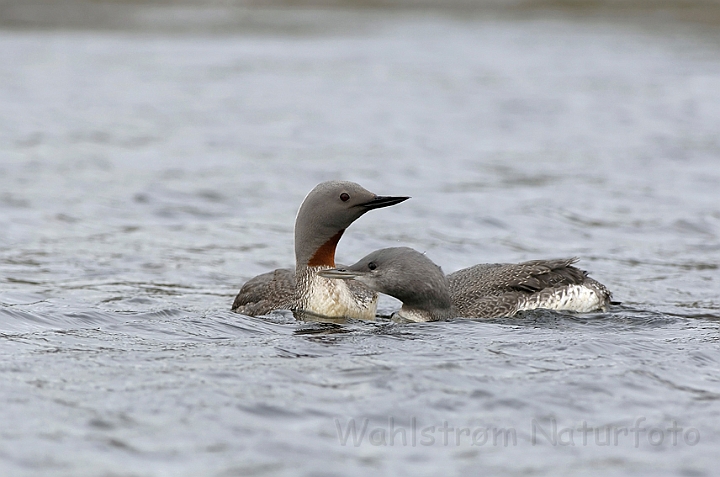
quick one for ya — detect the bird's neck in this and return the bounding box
[306,230,344,268]
[295,229,345,272]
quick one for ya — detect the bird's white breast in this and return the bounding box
[298,269,378,320]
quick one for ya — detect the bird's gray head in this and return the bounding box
[294,181,409,269]
[319,247,453,312]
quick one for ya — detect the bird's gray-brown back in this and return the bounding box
[231,268,295,316]
[448,258,610,318]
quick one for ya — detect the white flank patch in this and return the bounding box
[519,285,605,313]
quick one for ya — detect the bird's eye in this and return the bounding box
[368,262,377,270]
[340,193,350,202]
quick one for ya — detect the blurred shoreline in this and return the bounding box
[3,0,720,31]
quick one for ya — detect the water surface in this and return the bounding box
[1,8,719,476]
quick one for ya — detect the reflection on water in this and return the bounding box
[1,4,719,477]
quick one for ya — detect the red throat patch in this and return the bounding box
[307,230,345,267]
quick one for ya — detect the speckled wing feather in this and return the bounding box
[447,258,606,318]
[231,268,295,315]
[452,292,527,318]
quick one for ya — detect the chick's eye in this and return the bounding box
[368,262,377,270]
[340,193,350,202]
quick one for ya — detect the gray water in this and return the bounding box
[1,7,720,477]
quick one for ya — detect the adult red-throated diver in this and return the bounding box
[319,247,614,322]
[231,181,409,319]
